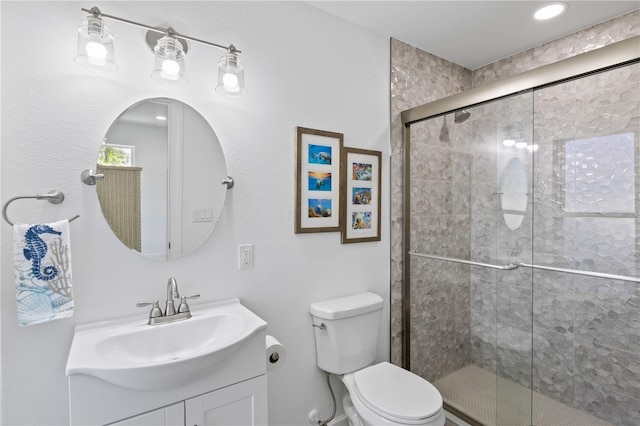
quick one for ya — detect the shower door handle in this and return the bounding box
[408,252,519,270]
[518,262,640,283]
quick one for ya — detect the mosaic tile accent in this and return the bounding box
[575,340,640,400]
[574,378,640,426]
[534,364,575,406]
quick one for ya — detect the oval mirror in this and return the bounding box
[96,98,228,260]
[500,157,528,231]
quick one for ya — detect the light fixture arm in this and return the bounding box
[81,7,240,53]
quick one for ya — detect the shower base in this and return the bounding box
[434,364,613,426]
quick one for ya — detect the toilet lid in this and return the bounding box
[353,362,443,423]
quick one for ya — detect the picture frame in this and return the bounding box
[295,127,343,233]
[341,147,382,243]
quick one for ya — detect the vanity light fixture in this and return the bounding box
[75,7,245,96]
[534,3,568,20]
[74,13,117,71]
[216,48,245,96]
[150,30,187,84]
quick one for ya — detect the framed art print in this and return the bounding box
[341,147,382,243]
[295,127,343,233]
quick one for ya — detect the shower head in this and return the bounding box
[454,109,471,124]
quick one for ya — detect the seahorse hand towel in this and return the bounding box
[14,219,74,326]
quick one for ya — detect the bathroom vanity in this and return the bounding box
[66,298,268,425]
[108,376,267,426]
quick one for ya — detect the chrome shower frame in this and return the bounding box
[399,35,640,368]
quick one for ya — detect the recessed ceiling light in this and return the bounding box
[534,3,568,20]
[156,115,167,121]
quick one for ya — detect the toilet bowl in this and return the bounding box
[341,362,445,426]
[310,293,445,426]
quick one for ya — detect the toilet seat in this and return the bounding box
[350,362,443,424]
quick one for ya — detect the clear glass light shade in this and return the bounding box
[74,16,118,71]
[216,52,245,96]
[151,36,187,84]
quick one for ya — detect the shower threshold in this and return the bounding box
[434,364,613,426]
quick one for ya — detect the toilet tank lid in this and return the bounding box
[310,292,384,320]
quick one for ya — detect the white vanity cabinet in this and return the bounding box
[185,376,268,426]
[110,402,184,426]
[108,376,267,426]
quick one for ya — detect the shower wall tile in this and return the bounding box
[574,218,637,273]
[575,340,640,400]
[534,364,575,405]
[470,215,497,250]
[409,143,452,181]
[411,261,469,322]
[534,327,574,376]
[496,325,533,388]
[470,278,496,328]
[470,322,496,373]
[573,378,640,426]
[532,216,575,258]
[410,214,471,257]
[575,82,640,137]
[574,10,640,54]
[410,179,453,216]
[534,287,575,335]
[390,38,472,366]
[574,63,640,92]
[410,310,471,382]
[574,300,640,355]
[496,283,533,331]
[575,276,640,311]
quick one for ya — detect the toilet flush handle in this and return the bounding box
[313,322,327,330]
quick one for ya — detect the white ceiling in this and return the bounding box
[307,1,640,69]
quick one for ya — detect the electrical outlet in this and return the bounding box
[238,244,253,269]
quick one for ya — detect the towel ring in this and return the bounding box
[2,190,80,226]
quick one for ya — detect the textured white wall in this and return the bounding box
[0,2,390,425]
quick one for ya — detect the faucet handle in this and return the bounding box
[177,294,200,314]
[136,300,163,318]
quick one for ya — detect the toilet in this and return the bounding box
[310,292,445,426]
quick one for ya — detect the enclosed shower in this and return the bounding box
[399,36,639,426]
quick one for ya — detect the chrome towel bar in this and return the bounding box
[517,262,640,283]
[2,190,80,226]
[408,252,519,270]
[409,251,640,283]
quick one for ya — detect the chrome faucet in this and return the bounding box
[165,277,180,316]
[137,277,200,325]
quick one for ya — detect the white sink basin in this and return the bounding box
[66,298,267,391]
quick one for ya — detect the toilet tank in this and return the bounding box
[310,292,384,374]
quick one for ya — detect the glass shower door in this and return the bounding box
[529,62,639,426]
[406,90,536,426]
[405,48,638,426]
[492,93,534,426]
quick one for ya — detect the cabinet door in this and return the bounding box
[110,402,184,426]
[185,376,267,426]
